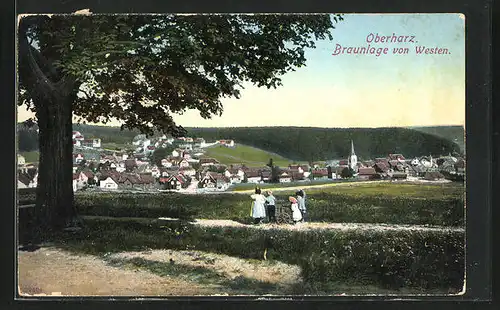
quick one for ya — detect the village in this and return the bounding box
[17,131,466,194]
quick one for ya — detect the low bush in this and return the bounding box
[50,217,464,293]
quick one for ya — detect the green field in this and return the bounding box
[19,181,465,294]
[204,144,302,167]
[19,151,39,163]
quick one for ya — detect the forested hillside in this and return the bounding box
[17,123,462,161]
[410,126,465,152]
[186,127,462,161]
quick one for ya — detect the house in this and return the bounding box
[99,176,119,190]
[199,173,217,189]
[245,169,263,184]
[162,173,188,190]
[312,168,329,180]
[145,145,156,154]
[116,161,126,173]
[179,166,196,177]
[194,138,206,148]
[419,156,435,168]
[375,158,390,166]
[73,153,84,165]
[151,165,161,178]
[81,139,102,148]
[224,168,245,183]
[78,170,97,186]
[72,173,79,191]
[72,131,84,140]
[17,154,26,166]
[199,172,230,190]
[171,149,181,157]
[388,154,405,161]
[373,162,390,174]
[177,158,190,168]
[161,158,173,168]
[357,167,378,180]
[261,170,272,182]
[278,172,292,183]
[388,160,406,172]
[218,140,235,147]
[362,160,375,167]
[338,159,348,166]
[200,158,220,166]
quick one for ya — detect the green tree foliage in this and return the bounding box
[208,166,226,174]
[340,167,355,179]
[187,127,462,160]
[150,146,175,167]
[18,14,341,231]
[17,124,39,151]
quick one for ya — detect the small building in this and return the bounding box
[99,176,119,190]
[312,168,329,180]
[17,155,26,166]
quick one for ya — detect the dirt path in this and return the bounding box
[18,247,301,297]
[18,247,217,296]
[159,218,465,233]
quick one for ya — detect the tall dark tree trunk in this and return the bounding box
[18,17,79,235]
[35,94,76,232]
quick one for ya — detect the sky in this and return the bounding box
[17,13,465,128]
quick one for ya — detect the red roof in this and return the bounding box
[358,167,377,175]
[312,168,328,176]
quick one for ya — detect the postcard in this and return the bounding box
[16,13,465,297]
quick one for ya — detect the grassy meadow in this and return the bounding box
[19,151,39,164]
[19,181,465,295]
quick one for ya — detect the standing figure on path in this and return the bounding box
[289,196,302,224]
[250,187,266,224]
[296,190,307,222]
[265,191,277,223]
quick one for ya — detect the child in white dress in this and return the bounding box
[289,196,303,224]
[250,188,267,224]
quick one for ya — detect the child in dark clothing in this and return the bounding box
[265,191,276,223]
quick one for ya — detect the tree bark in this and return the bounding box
[35,94,76,232]
[18,18,79,235]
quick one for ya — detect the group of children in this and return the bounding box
[250,187,307,225]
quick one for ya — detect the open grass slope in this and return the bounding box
[204,144,300,167]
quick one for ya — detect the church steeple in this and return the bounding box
[348,140,358,171]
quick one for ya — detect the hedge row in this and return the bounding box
[51,217,464,293]
[73,192,464,226]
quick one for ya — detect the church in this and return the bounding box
[347,140,358,172]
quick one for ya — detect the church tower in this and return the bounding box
[348,140,358,171]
